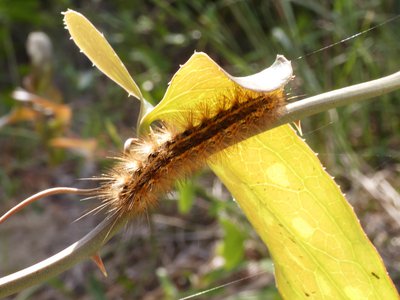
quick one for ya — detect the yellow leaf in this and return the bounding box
[210,126,398,299]
[63,9,143,101]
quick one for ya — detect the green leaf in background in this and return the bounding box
[157,268,179,299]
[219,218,246,271]
[177,180,196,214]
[87,275,107,300]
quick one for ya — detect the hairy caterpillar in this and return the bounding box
[96,87,287,220]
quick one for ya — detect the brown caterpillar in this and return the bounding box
[96,87,287,220]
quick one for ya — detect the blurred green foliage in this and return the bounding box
[0,1,399,299]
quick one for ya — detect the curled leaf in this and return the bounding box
[139,52,292,132]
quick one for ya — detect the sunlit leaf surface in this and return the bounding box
[140,53,398,299]
[63,10,143,100]
[210,127,397,299]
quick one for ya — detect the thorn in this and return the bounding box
[91,253,108,277]
[292,120,303,136]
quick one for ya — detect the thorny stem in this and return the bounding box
[0,70,399,298]
[0,187,96,224]
[0,214,128,297]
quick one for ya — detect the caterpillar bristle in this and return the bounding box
[94,88,287,221]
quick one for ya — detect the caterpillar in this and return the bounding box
[96,87,287,220]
